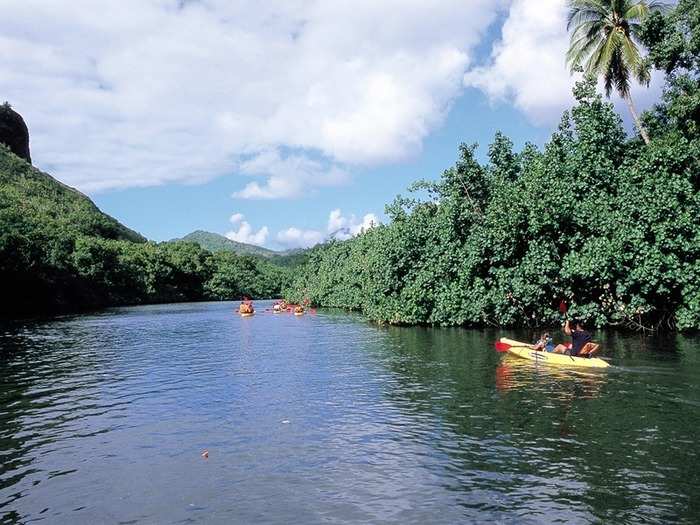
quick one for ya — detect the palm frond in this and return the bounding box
[566,0,607,30]
[567,29,605,71]
[567,17,608,68]
[634,60,651,86]
[590,29,621,77]
[611,50,631,97]
[611,0,627,16]
[645,1,670,13]
[623,2,650,21]
[620,33,643,72]
[603,68,615,97]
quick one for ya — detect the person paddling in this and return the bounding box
[553,319,591,356]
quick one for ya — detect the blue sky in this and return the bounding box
[92,86,550,244]
[2,0,662,250]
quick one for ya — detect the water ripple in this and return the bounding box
[1,303,699,524]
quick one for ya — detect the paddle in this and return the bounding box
[494,341,510,352]
[494,341,531,353]
[559,299,568,316]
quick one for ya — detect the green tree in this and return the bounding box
[205,251,288,300]
[286,71,700,331]
[566,0,663,144]
[639,0,700,140]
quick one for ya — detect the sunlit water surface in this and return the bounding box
[1,301,699,524]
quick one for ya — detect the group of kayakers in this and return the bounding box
[530,319,595,357]
[272,300,305,315]
[237,299,307,317]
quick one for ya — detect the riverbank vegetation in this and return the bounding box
[0,148,289,317]
[285,1,700,331]
[2,1,698,329]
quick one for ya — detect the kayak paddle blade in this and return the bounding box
[494,341,510,353]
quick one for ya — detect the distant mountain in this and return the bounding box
[178,230,280,257]
[176,230,310,267]
[329,227,351,240]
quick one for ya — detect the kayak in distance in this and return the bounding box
[272,300,287,313]
[499,337,610,369]
[238,300,255,317]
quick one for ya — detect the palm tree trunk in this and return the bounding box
[624,93,650,145]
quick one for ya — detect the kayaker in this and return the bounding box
[553,319,591,356]
[532,332,554,352]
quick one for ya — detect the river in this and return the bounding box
[1,301,699,524]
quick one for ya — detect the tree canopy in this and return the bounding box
[285,1,700,331]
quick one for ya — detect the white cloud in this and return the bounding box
[354,213,379,234]
[225,214,269,246]
[1,0,501,193]
[327,208,378,239]
[234,149,348,199]
[327,209,346,233]
[464,0,663,126]
[276,208,379,248]
[276,227,325,249]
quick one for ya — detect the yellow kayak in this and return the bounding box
[500,338,610,369]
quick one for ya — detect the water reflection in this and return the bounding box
[0,306,699,524]
[495,356,607,399]
[372,325,700,524]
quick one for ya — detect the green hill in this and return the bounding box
[0,145,289,316]
[0,145,145,243]
[175,230,309,267]
[179,230,278,257]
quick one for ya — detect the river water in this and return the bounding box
[1,301,699,524]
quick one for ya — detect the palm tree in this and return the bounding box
[566,0,664,144]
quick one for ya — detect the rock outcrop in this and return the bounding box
[0,102,31,163]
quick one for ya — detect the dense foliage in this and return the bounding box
[0,148,289,317]
[285,2,700,331]
[640,0,700,141]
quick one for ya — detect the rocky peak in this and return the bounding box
[0,102,31,163]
